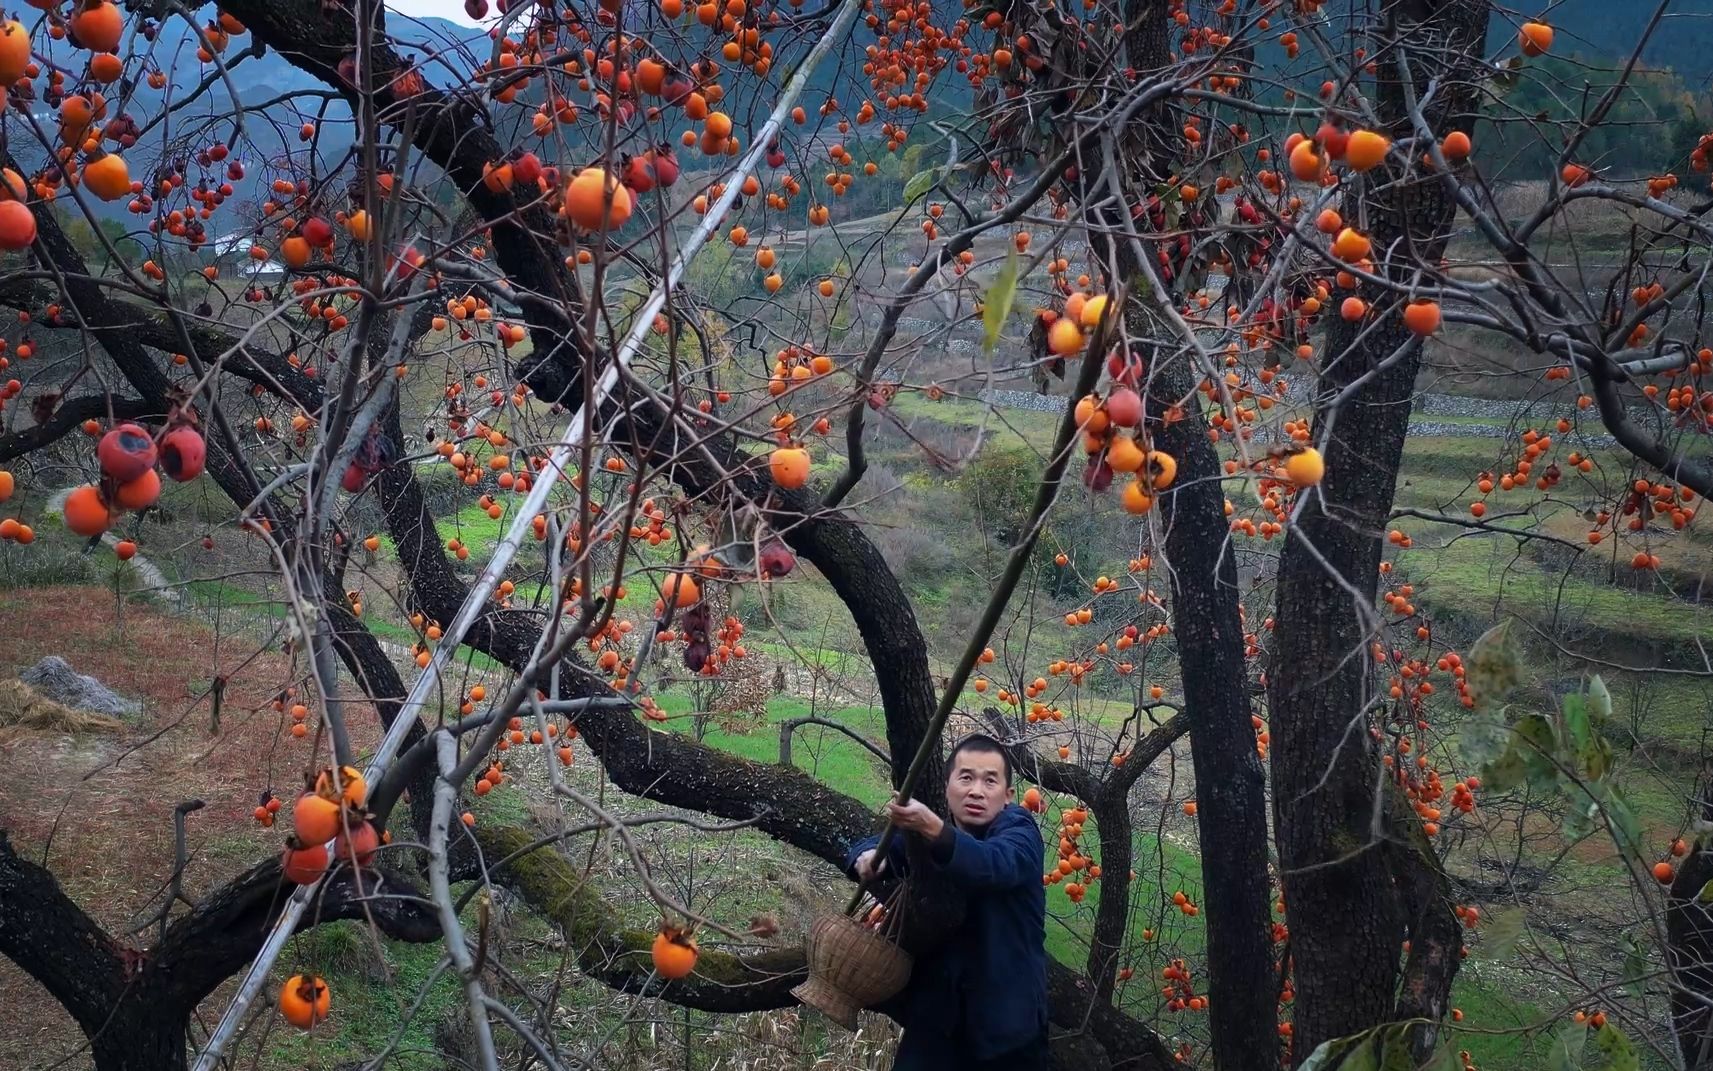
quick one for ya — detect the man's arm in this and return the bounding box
[884,799,1043,890]
[845,833,911,882]
[932,814,1042,891]
[844,834,881,880]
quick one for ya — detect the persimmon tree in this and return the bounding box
[1,0,1712,1070]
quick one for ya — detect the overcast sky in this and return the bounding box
[387,0,483,27]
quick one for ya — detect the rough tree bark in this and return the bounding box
[0,394,153,461]
[1267,3,1489,1063]
[1668,773,1713,1068]
[1149,348,1281,1070]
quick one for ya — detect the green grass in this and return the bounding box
[1080,822,1210,1023]
[1392,472,1486,510]
[366,616,508,672]
[1616,674,1713,753]
[1398,531,1711,648]
[748,637,856,671]
[657,693,896,808]
[268,923,460,1070]
[443,502,509,556]
[1408,412,1515,429]
[186,577,283,610]
[887,390,1056,452]
[1444,972,1554,1071]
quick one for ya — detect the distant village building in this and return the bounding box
[211,229,287,284]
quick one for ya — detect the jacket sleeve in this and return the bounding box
[936,812,1042,891]
[843,833,910,880]
[843,834,880,879]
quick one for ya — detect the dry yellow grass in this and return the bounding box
[0,679,126,737]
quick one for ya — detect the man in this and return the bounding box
[845,733,1048,1070]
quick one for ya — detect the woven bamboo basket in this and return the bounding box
[791,911,913,1030]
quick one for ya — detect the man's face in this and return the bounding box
[946,748,1013,830]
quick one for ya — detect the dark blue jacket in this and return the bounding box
[844,803,1047,1062]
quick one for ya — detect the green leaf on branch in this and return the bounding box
[1299,1034,1373,1071]
[1586,675,1612,724]
[1619,933,1648,997]
[1583,735,1614,782]
[902,166,940,203]
[1461,710,1511,770]
[1549,1020,1586,1071]
[1515,714,1561,786]
[1562,690,1612,780]
[1153,183,1182,228]
[1493,55,1525,89]
[1563,798,1598,842]
[1474,905,1525,961]
[1598,785,1645,867]
[1482,715,1557,792]
[1563,693,1590,754]
[1698,878,1713,904]
[1378,1026,1416,1071]
[1338,1039,1382,1071]
[1467,620,1524,708]
[1589,1022,1639,1071]
[1421,1040,1462,1071]
[1483,742,1528,791]
[981,251,1019,353]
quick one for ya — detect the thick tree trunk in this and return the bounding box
[1385,784,1464,1060]
[1668,771,1713,1068]
[1270,521,1402,1063]
[1055,7,1285,1066]
[1062,18,1281,1069]
[1268,5,1488,1063]
[1085,787,1135,1002]
[90,1021,189,1071]
[1046,959,1176,1069]
[1075,30,1279,1068]
[0,831,127,1051]
[0,829,189,1071]
[1150,357,1281,1069]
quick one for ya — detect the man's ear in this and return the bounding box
[1004,784,1016,802]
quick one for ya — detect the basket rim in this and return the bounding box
[810,912,913,962]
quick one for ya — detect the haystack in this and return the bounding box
[0,679,127,734]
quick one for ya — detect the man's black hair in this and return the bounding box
[948,733,1012,787]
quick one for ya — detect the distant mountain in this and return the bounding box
[11,11,494,229]
[26,1,1707,232]
[1518,1,1713,83]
